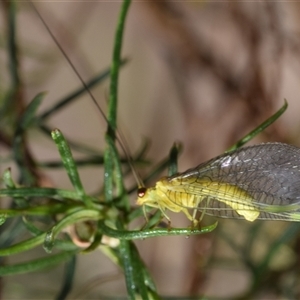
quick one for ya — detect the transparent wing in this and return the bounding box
[196,198,300,221]
[167,143,300,221]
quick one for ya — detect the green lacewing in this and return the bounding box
[137,143,300,225]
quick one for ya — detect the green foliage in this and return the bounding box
[0,1,296,299]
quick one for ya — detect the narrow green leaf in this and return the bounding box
[108,0,131,130]
[7,0,19,87]
[16,92,46,134]
[0,204,78,217]
[104,0,131,206]
[0,186,98,204]
[100,221,217,240]
[13,93,46,185]
[119,239,136,300]
[0,233,46,256]
[130,242,150,300]
[22,216,44,236]
[2,168,28,208]
[227,100,288,152]
[55,255,76,300]
[103,145,114,203]
[0,0,19,119]
[51,129,85,197]
[0,250,78,276]
[39,67,125,120]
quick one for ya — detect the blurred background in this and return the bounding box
[1,1,300,299]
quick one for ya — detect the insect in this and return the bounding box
[137,142,300,226]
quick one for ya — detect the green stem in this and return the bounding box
[227,100,288,152]
[108,0,131,131]
[100,221,217,240]
[0,204,78,217]
[104,0,131,204]
[0,251,78,276]
[8,0,19,88]
[119,239,136,300]
[0,187,99,204]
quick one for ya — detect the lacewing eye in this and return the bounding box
[138,187,147,198]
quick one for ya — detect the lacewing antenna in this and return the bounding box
[30,2,144,189]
